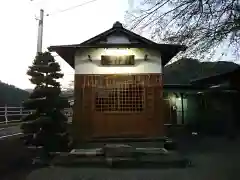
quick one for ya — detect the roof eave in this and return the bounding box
[48,46,76,68]
[190,67,240,85]
[48,43,187,68]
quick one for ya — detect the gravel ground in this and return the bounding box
[25,137,240,180]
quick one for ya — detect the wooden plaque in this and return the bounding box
[101,55,135,65]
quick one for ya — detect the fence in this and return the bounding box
[0,106,73,124]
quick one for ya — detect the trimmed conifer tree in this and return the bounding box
[21,52,71,159]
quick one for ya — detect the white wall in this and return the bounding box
[106,35,131,44]
[74,48,162,74]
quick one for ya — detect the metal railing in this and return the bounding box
[0,106,73,124]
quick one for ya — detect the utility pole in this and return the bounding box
[37,9,44,54]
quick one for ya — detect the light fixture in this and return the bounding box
[177,97,181,101]
[88,55,92,61]
[169,96,176,105]
[144,54,148,61]
[210,84,220,88]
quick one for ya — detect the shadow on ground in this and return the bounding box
[1,135,240,180]
[0,136,46,180]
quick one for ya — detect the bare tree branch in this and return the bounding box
[126,0,240,60]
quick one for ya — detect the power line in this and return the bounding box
[32,0,100,55]
[46,0,99,16]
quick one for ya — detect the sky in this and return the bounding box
[0,0,130,90]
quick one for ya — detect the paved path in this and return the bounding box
[0,125,22,139]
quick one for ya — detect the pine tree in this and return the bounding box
[21,52,71,159]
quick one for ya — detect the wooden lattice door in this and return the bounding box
[92,74,146,137]
[74,74,164,139]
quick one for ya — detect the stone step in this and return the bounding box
[52,146,173,159]
[76,137,177,151]
[77,142,165,149]
[52,155,189,168]
[104,144,135,157]
[105,157,136,167]
[135,147,169,155]
[70,148,103,156]
[50,148,103,157]
[52,156,106,167]
[105,153,190,168]
[104,146,169,157]
[51,147,190,168]
[50,141,187,168]
[89,137,168,143]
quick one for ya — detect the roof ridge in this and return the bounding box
[79,21,157,45]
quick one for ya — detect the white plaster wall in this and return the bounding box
[74,48,162,74]
[106,35,131,44]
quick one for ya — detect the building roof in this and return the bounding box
[48,21,187,68]
[191,67,240,86]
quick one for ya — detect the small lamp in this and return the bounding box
[144,54,148,61]
[88,55,92,61]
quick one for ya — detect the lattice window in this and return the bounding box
[95,80,144,112]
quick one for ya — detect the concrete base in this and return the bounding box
[75,137,175,150]
[51,143,189,168]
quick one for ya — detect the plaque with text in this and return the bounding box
[101,55,135,65]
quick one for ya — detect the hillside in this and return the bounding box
[163,58,239,84]
[0,81,29,106]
